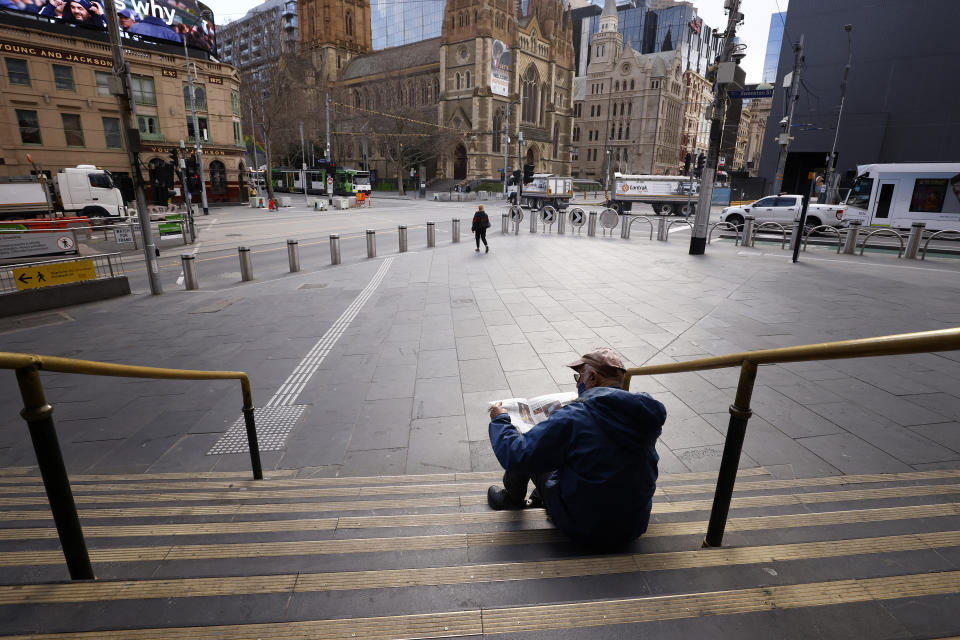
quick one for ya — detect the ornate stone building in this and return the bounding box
[299,0,574,182]
[570,0,684,181]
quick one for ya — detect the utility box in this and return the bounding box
[334,197,350,209]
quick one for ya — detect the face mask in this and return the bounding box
[577,382,587,396]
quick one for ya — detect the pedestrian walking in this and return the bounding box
[471,204,490,253]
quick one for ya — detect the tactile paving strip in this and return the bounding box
[206,405,307,455]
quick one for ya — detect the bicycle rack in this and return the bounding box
[802,226,843,253]
[752,222,790,250]
[859,228,905,258]
[664,219,693,241]
[620,215,654,240]
[708,222,742,246]
[921,230,960,260]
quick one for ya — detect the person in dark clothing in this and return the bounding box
[487,347,666,548]
[471,204,490,253]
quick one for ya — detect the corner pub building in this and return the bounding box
[0,11,247,205]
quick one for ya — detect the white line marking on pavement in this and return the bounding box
[264,257,395,407]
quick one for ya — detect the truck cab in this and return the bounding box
[55,166,126,220]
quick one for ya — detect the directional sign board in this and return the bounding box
[568,208,586,228]
[0,231,77,260]
[14,259,96,291]
[727,89,774,99]
[510,205,524,222]
[540,207,556,224]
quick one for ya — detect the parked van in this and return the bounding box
[841,163,960,232]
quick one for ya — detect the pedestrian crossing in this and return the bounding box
[1,465,959,638]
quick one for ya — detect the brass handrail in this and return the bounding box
[621,327,960,550]
[2,351,262,581]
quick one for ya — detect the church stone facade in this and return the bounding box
[298,0,575,182]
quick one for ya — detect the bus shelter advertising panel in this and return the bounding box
[1,0,217,54]
[490,39,509,97]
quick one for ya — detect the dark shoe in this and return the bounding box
[487,485,525,510]
[485,245,489,253]
[475,248,479,252]
[527,487,545,509]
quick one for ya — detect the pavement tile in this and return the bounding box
[796,432,914,474]
[898,392,960,421]
[671,444,760,472]
[407,415,471,473]
[658,414,727,451]
[348,398,414,451]
[524,329,572,354]
[908,422,960,453]
[495,342,543,371]
[412,375,463,418]
[455,335,498,360]
[367,365,417,400]
[416,347,460,378]
[749,386,845,439]
[504,369,561,397]
[339,447,407,476]
[488,324,527,345]
[459,357,509,394]
[463,388,511,441]
[814,377,947,426]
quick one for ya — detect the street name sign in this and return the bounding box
[728,89,774,99]
[14,259,96,290]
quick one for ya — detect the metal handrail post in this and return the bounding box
[703,360,758,548]
[241,404,263,481]
[15,365,94,580]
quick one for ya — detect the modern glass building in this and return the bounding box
[762,11,786,84]
[371,0,444,50]
[578,2,718,77]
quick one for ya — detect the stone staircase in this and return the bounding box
[1,464,960,637]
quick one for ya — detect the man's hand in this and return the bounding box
[488,402,508,420]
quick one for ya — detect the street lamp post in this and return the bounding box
[822,24,853,205]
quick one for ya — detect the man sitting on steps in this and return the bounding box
[487,347,666,548]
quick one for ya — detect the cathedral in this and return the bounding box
[296,0,575,182]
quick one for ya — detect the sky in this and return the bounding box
[204,0,789,84]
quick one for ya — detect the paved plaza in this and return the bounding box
[2,199,960,479]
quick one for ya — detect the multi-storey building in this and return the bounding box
[570,0,684,180]
[299,0,574,181]
[219,0,299,75]
[0,14,246,203]
[371,0,444,50]
[681,67,710,164]
[761,11,785,85]
[739,96,770,176]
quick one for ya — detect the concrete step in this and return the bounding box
[1,467,959,637]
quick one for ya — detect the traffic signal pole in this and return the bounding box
[689,0,743,256]
[103,0,162,294]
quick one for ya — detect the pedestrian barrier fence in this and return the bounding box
[708,222,742,245]
[860,229,905,258]
[802,226,843,253]
[0,252,124,295]
[622,326,960,549]
[0,350,262,580]
[921,230,960,260]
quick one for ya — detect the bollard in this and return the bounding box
[587,210,597,237]
[904,221,926,259]
[180,254,199,290]
[398,225,408,252]
[452,218,460,243]
[329,233,341,265]
[657,215,668,241]
[530,209,537,234]
[427,221,435,247]
[287,239,300,272]
[742,215,755,248]
[501,212,509,234]
[842,220,862,255]
[557,209,566,235]
[238,246,253,281]
[366,229,376,258]
[620,216,631,239]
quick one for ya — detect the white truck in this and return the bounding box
[608,173,700,216]
[507,173,573,209]
[0,165,127,221]
[840,162,960,232]
[719,195,845,230]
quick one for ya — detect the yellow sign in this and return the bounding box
[13,260,96,291]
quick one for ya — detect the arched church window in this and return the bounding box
[466,71,471,88]
[345,10,352,36]
[456,72,461,90]
[493,109,503,152]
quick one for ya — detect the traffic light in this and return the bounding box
[684,152,692,176]
[523,163,534,183]
[168,148,178,166]
[185,156,200,192]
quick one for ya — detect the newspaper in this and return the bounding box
[490,391,578,434]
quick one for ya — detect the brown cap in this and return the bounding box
[566,347,626,378]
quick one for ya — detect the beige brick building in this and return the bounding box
[0,24,246,203]
[570,0,684,181]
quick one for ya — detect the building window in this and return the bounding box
[625,124,630,139]
[233,120,242,146]
[102,117,122,149]
[131,75,156,105]
[492,109,503,152]
[614,80,619,91]
[16,109,41,144]
[52,65,75,91]
[187,117,209,141]
[5,58,30,86]
[231,91,240,115]
[137,115,161,140]
[183,84,207,111]
[630,79,635,90]
[455,72,461,90]
[617,125,622,140]
[552,123,559,159]
[596,105,601,117]
[61,113,85,147]
[573,126,579,142]
[346,10,353,36]
[466,70,471,88]
[210,160,227,194]
[628,102,632,116]
[95,71,112,96]
[610,125,615,140]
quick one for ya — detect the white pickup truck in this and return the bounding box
[719,195,844,229]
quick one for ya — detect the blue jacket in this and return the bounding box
[489,386,665,547]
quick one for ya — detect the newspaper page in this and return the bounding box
[490,391,577,434]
